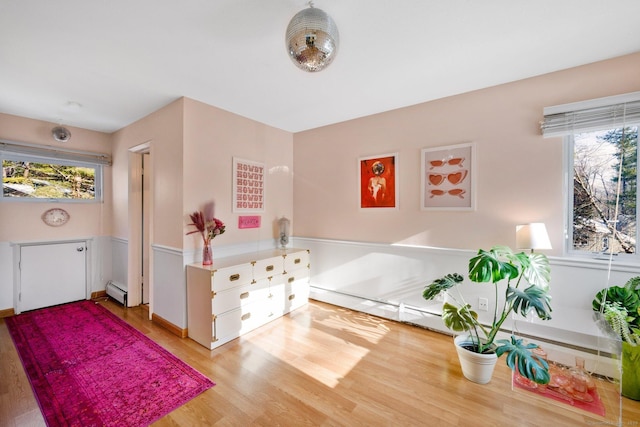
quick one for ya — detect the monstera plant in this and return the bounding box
[423,245,553,384]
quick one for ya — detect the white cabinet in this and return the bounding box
[186,249,310,350]
[17,240,87,313]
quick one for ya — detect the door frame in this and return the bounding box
[128,141,153,317]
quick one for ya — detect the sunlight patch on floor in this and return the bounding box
[252,308,391,388]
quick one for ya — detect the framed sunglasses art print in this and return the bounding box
[421,142,476,211]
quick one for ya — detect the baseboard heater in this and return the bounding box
[106,281,128,306]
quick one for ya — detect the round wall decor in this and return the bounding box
[42,208,70,227]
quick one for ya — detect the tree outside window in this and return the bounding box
[2,159,97,200]
[571,126,638,255]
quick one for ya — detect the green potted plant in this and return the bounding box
[422,245,552,384]
[592,276,640,400]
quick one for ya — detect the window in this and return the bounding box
[1,140,110,202]
[542,92,640,258]
[568,126,639,255]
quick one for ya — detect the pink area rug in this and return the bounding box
[6,300,214,426]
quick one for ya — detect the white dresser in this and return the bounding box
[186,248,310,350]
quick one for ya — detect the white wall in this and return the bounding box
[302,237,636,352]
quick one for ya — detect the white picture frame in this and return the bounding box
[421,142,476,211]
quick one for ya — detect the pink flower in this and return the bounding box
[186,211,225,243]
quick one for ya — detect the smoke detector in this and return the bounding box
[52,126,71,143]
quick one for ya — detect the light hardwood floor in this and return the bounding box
[1,299,639,426]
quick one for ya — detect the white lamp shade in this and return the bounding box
[516,223,552,250]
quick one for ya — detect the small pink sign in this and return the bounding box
[238,215,261,229]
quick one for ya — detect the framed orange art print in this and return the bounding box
[359,153,398,210]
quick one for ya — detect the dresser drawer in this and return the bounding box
[214,299,281,341]
[285,281,310,312]
[253,255,284,281]
[284,250,309,273]
[267,284,287,317]
[213,282,272,314]
[211,263,253,292]
[283,268,310,286]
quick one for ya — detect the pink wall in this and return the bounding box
[109,97,294,252]
[110,98,185,248]
[0,113,112,242]
[3,52,638,256]
[182,98,294,250]
[292,53,640,256]
[1,96,293,250]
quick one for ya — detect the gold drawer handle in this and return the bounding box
[229,273,240,281]
[288,294,296,301]
[266,265,274,272]
[294,258,301,264]
[288,277,295,283]
[241,312,251,321]
[240,291,250,299]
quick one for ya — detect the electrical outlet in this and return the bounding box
[478,297,489,311]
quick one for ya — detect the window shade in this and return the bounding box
[0,139,111,165]
[541,92,640,137]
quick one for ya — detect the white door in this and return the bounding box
[19,241,87,312]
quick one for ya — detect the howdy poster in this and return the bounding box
[233,158,265,213]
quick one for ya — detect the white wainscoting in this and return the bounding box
[153,244,187,328]
[183,239,284,265]
[90,236,112,295]
[110,237,128,289]
[298,237,640,354]
[0,242,12,309]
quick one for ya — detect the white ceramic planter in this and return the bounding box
[454,334,498,384]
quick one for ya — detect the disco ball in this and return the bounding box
[285,5,339,72]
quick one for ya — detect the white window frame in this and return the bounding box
[542,92,640,261]
[1,140,110,203]
[563,127,640,261]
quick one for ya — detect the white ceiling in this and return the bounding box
[1,0,639,134]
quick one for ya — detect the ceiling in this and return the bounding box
[1,1,639,135]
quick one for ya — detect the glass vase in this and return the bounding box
[202,242,213,266]
[565,356,596,402]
